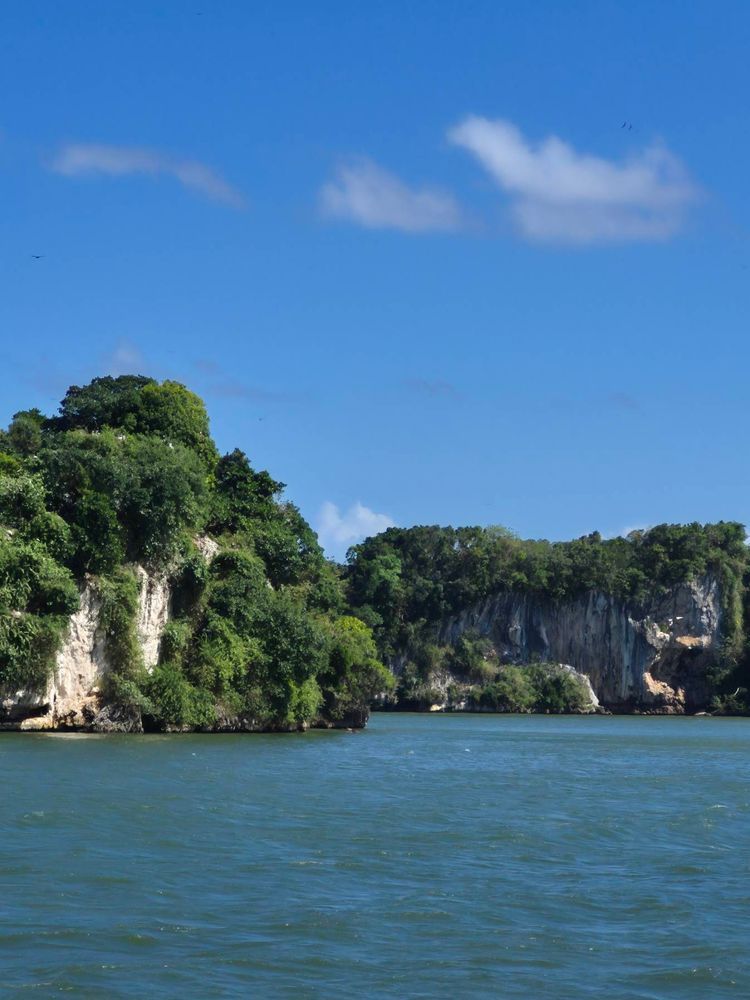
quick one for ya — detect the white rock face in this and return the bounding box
[433,575,722,712]
[3,564,174,730]
[1,537,225,729]
[135,566,170,671]
[11,583,106,730]
[2,538,224,730]
[194,534,219,563]
[48,583,108,726]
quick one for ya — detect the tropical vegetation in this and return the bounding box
[345,523,750,713]
[0,375,390,729]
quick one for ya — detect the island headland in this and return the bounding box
[0,375,390,732]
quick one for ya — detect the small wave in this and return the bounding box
[668,864,707,875]
[119,932,159,947]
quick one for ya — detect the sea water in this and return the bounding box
[1,713,749,998]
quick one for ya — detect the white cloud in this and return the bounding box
[102,340,147,376]
[320,159,462,233]
[448,116,697,244]
[51,143,245,208]
[316,501,396,559]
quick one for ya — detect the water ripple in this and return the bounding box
[0,714,749,998]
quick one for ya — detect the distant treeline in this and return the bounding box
[344,522,750,712]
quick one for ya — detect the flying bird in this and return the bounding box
[31,254,44,259]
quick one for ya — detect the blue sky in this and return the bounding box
[2,0,750,558]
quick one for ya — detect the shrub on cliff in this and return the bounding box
[468,664,590,714]
[318,616,394,723]
[0,526,79,689]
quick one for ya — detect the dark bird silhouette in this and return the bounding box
[31,254,44,259]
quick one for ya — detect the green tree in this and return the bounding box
[138,380,218,466]
[8,409,45,456]
[71,492,125,575]
[209,448,283,532]
[56,375,154,432]
[320,615,392,723]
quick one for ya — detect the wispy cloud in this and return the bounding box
[192,359,222,376]
[188,360,305,404]
[607,391,639,412]
[103,340,147,377]
[403,378,462,400]
[548,391,642,414]
[316,501,395,559]
[51,143,245,208]
[448,117,697,244]
[206,380,300,402]
[320,158,463,233]
[15,340,151,402]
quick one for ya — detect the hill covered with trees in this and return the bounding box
[0,375,390,731]
[345,523,750,714]
[3,373,748,727]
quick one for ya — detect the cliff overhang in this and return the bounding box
[389,575,724,714]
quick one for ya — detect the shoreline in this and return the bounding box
[4,707,750,734]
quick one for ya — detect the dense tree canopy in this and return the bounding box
[345,521,750,712]
[52,375,218,465]
[0,375,387,730]
[347,522,747,653]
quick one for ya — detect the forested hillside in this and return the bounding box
[345,523,750,714]
[4,373,748,727]
[0,375,390,731]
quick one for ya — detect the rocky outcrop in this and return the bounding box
[429,575,722,713]
[193,534,219,563]
[559,664,600,711]
[1,565,172,732]
[2,584,105,729]
[0,533,370,734]
[134,566,170,671]
[0,534,229,731]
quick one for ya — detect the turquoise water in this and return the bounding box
[1,714,749,998]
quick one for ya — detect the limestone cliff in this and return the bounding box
[1,568,170,731]
[423,575,723,712]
